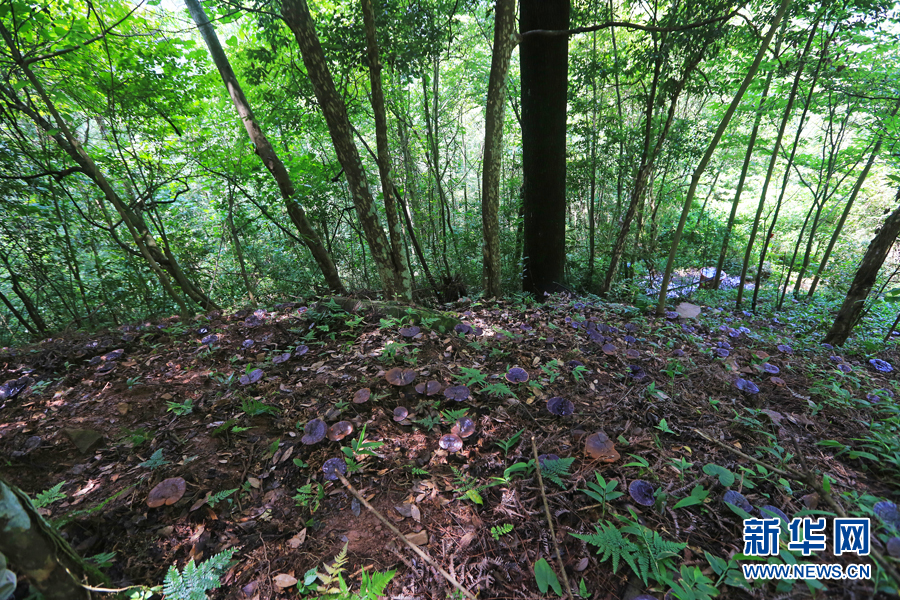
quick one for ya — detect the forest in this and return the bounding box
[1,0,900,598]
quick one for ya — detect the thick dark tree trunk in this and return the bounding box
[824,189,900,346]
[185,0,346,296]
[520,0,569,297]
[481,0,517,298]
[281,0,407,300]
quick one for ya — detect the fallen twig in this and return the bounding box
[532,436,575,600]
[334,471,477,600]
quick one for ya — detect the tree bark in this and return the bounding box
[282,0,406,300]
[824,188,900,346]
[225,185,256,304]
[0,288,38,336]
[361,0,412,301]
[481,0,517,298]
[655,0,793,315]
[185,0,346,296]
[0,248,47,333]
[521,0,569,297]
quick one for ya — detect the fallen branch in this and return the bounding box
[334,471,477,600]
[531,436,574,600]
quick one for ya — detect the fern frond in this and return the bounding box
[207,488,238,507]
[162,549,236,600]
[570,522,639,576]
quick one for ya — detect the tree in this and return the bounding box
[185,0,347,295]
[281,0,411,301]
[520,0,569,297]
[824,188,900,346]
[481,0,517,298]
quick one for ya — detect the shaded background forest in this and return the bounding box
[1,0,899,347]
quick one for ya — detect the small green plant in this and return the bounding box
[380,341,409,363]
[166,399,194,416]
[341,424,384,474]
[482,382,515,399]
[541,360,560,383]
[294,482,324,514]
[207,488,238,507]
[539,457,575,489]
[667,565,719,600]
[673,484,709,509]
[670,456,692,479]
[451,466,498,505]
[241,397,279,417]
[534,558,562,595]
[655,418,676,435]
[570,510,686,587]
[122,427,151,447]
[32,480,67,508]
[440,408,468,424]
[140,449,170,470]
[495,428,524,456]
[579,472,623,515]
[456,366,488,387]
[492,460,534,486]
[407,465,430,476]
[126,375,141,389]
[491,523,513,540]
[571,365,589,383]
[88,551,117,569]
[162,548,237,600]
[415,414,441,432]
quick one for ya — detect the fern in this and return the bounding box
[539,457,575,489]
[162,549,236,600]
[456,367,487,387]
[451,466,497,505]
[293,483,324,514]
[139,449,170,470]
[358,568,396,600]
[481,382,515,398]
[207,488,238,507]
[317,543,350,597]
[32,480,66,508]
[491,523,514,540]
[570,512,686,586]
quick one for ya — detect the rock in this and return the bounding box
[63,428,104,454]
[405,530,429,546]
[675,302,702,319]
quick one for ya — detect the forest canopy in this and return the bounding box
[0,0,899,345]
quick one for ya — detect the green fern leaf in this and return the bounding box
[570,522,639,576]
[162,549,236,600]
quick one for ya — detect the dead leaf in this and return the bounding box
[147,477,186,508]
[675,302,701,319]
[405,531,428,546]
[273,573,298,588]
[247,477,261,489]
[287,529,307,548]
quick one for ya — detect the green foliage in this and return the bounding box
[162,549,237,600]
[539,457,575,489]
[293,482,324,514]
[166,399,194,416]
[579,472,623,514]
[456,367,487,387]
[139,449,170,470]
[570,511,686,586]
[672,485,710,510]
[495,428,524,456]
[533,558,562,595]
[491,523,513,540]
[88,551,117,569]
[481,382,515,398]
[667,565,719,600]
[440,408,468,423]
[451,466,498,505]
[701,464,735,487]
[32,480,66,508]
[207,488,238,507]
[311,542,397,599]
[0,551,15,600]
[241,397,279,416]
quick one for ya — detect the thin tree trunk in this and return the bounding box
[226,185,256,304]
[0,287,38,335]
[735,17,817,308]
[281,0,404,299]
[586,14,598,288]
[481,0,517,298]
[361,0,412,300]
[751,22,834,310]
[0,248,47,333]
[185,0,346,296]
[655,0,792,315]
[824,188,900,346]
[807,98,900,298]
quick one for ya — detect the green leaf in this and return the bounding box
[534,558,562,595]
[701,464,735,487]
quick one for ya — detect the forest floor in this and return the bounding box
[2,293,900,600]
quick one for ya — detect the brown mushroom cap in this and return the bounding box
[353,388,371,404]
[385,367,416,386]
[147,477,186,508]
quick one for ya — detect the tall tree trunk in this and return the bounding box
[0,248,47,333]
[735,15,818,309]
[807,98,900,298]
[655,0,792,314]
[281,0,406,299]
[824,188,900,346]
[481,0,517,298]
[712,19,785,288]
[226,185,256,304]
[521,0,569,297]
[185,0,346,296]
[751,22,834,310]
[0,288,38,335]
[361,0,412,301]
